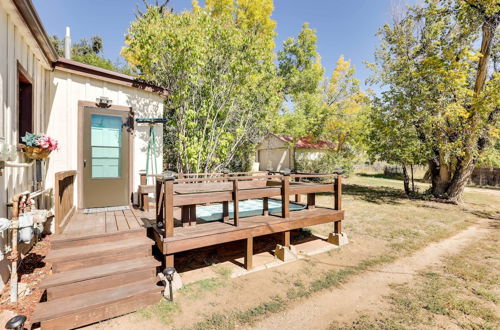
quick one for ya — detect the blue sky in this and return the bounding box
[33,0,404,89]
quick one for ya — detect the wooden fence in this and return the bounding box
[470,167,500,186]
[54,170,76,234]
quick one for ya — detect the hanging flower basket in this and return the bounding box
[20,133,58,160]
[22,146,51,160]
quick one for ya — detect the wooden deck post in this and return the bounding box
[155,178,164,228]
[163,176,174,237]
[244,237,253,270]
[334,175,342,210]
[140,171,148,211]
[328,174,348,246]
[281,174,290,219]
[282,231,291,247]
[54,171,76,234]
[181,205,197,227]
[181,207,187,227]
[222,201,229,222]
[165,254,174,268]
[334,220,342,234]
[233,179,240,226]
[307,193,315,210]
[140,171,147,185]
[263,197,269,216]
[189,204,196,226]
[294,176,301,203]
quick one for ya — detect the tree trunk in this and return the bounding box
[402,164,410,195]
[429,13,498,202]
[429,156,451,196]
[446,158,475,202]
[410,164,415,193]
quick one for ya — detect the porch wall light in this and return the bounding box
[96,96,112,108]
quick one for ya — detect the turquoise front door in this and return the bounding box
[82,106,130,208]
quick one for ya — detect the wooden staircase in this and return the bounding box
[32,229,162,329]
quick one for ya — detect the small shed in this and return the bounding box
[255,133,334,171]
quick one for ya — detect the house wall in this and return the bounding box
[256,135,329,171]
[256,135,292,171]
[0,0,165,291]
[295,149,325,161]
[45,69,164,206]
[0,0,53,290]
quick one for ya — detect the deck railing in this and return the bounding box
[54,170,76,234]
[155,173,342,238]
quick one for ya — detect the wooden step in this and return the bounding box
[32,279,162,329]
[47,268,158,300]
[51,229,146,249]
[47,237,153,263]
[51,247,152,273]
[41,257,160,289]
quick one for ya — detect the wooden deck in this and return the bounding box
[153,207,344,256]
[58,207,155,238]
[33,172,346,329]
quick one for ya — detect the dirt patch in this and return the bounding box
[250,219,494,330]
[0,237,51,329]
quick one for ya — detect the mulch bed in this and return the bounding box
[0,236,52,329]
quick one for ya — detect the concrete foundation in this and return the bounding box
[327,232,349,246]
[275,244,298,262]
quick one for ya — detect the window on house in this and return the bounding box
[18,66,33,143]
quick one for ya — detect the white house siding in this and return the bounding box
[295,149,325,161]
[256,134,329,171]
[0,0,164,291]
[256,135,292,171]
[45,69,164,206]
[0,0,52,290]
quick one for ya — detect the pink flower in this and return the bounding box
[37,135,59,151]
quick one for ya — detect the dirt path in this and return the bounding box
[250,219,493,330]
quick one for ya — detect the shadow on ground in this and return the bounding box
[163,229,318,273]
[342,184,409,205]
[357,173,405,180]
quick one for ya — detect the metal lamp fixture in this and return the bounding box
[163,170,175,178]
[5,315,26,330]
[96,96,112,108]
[163,267,176,301]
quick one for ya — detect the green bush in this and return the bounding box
[295,150,355,174]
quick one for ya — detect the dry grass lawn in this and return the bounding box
[87,174,499,330]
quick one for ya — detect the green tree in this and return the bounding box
[322,56,368,161]
[50,34,130,73]
[274,24,325,169]
[122,1,280,173]
[275,25,368,171]
[368,0,499,201]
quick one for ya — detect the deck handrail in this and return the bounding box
[155,173,342,238]
[175,174,279,184]
[54,170,77,234]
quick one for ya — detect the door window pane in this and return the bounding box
[91,114,122,178]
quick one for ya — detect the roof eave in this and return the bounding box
[54,58,168,96]
[13,0,58,63]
